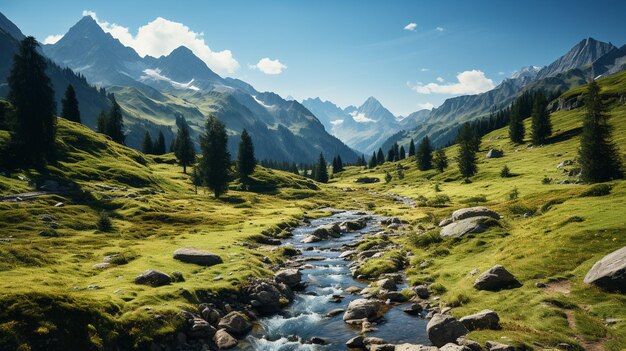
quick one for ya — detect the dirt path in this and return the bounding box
[564,310,606,351]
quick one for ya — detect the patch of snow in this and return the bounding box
[140,68,200,91]
[252,95,275,109]
[349,111,376,123]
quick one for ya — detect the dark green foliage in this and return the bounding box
[237,129,256,185]
[174,117,195,174]
[368,152,377,168]
[7,36,57,167]
[386,142,400,162]
[61,84,80,123]
[500,165,512,178]
[509,102,525,144]
[531,93,551,144]
[153,131,166,155]
[141,131,153,154]
[96,110,107,134]
[409,231,442,248]
[434,149,448,172]
[259,159,299,175]
[314,153,328,183]
[384,171,392,183]
[508,203,536,216]
[416,136,432,170]
[399,146,406,160]
[456,123,479,178]
[508,187,519,200]
[396,164,404,179]
[408,139,416,156]
[332,155,344,173]
[96,211,112,232]
[376,148,385,165]
[190,166,202,194]
[105,95,125,144]
[199,116,231,198]
[578,81,623,182]
[580,183,611,197]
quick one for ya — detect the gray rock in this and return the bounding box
[485,149,503,159]
[326,308,345,317]
[188,317,216,339]
[363,337,385,346]
[457,337,484,351]
[173,247,223,266]
[370,345,396,351]
[54,202,65,207]
[377,278,397,291]
[426,313,469,347]
[301,234,322,243]
[474,265,521,291]
[218,312,252,335]
[340,219,367,232]
[450,207,501,221]
[346,335,364,348]
[439,218,453,227]
[343,299,381,321]
[310,337,326,345]
[486,341,514,351]
[275,269,302,288]
[92,262,111,269]
[440,216,494,237]
[396,344,439,351]
[134,270,171,287]
[440,343,472,351]
[459,310,500,330]
[557,160,574,169]
[313,223,341,239]
[403,303,423,315]
[583,246,626,293]
[213,329,237,349]
[412,285,430,299]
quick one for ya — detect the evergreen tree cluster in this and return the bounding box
[456,123,480,178]
[96,95,125,145]
[314,153,329,183]
[416,136,433,171]
[259,159,300,175]
[237,129,256,185]
[199,116,231,198]
[172,117,195,174]
[141,130,166,155]
[332,155,344,173]
[61,84,81,123]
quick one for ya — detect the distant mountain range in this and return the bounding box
[0,14,357,163]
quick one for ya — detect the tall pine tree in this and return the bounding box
[96,110,107,134]
[368,152,377,168]
[237,129,256,186]
[61,84,80,123]
[399,146,406,160]
[106,95,125,144]
[416,136,433,171]
[7,36,56,167]
[376,148,385,165]
[578,81,623,182]
[531,93,551,145]
[434,149,448,173]
[199,116,231,198]
[508,103,524,144]
[141,131,153,154]
[315,153,329,183]
[174,117,195,174]
[408,139,416,156]
[153,131,166,155]
[456,123,479,178]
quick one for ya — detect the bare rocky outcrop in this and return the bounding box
[343,298,382,322]
[134,269,171,287]
[426,313,469,347]
[584,246,626,293]
[474,265,521,291]
[459,310,500,330]
[173,247,223,266]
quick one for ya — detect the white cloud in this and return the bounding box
[417,102,435,110]
[330,119,344,126]
[249,58,287,75]
[436,27,444,32]
[436,77,444,83]
[349,111,376,123]
[82,10,239,75]
[420,68,429,72]
[411,70,495,95]
[404,22,417,31]
[498,71,505,75]
[43,34,63,44]
[140,68,200,91]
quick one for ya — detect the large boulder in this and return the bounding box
[583,246,626,293]
[377,278,397,291]
[188,317,217,339]
[396,345,438,351]
[485,149,503,159]
[343,299,381,321]
[459,310,500,330]
[274,269,302,289]
[340,219,367,232]
[426,313,469,347]
[213,329,238,349]
[173,247,223,266]
[313,223,341,238]
[450,207,501,221]
[244,279,292,315]
[474,265,521,291]
[440,344,472,351]
[218,312,252,335]
[134,270,171,287]
[440,216,494,237]
[486,341,514,351]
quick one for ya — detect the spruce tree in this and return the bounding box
[376,148,385,165]
[237,128,256,185]
[434,149,448,172]
[154,131,166,155]
[457,123,479,178]
[199,116,231,198]
[96,110,107,134]
[578,81,623,182]
[174,117,196,174]
[531,93,551,145]
[399,146,406,160]
[508,103,524,144]
[416,136,433,171]
[141,131,153,154]
[7,36,56,167]
[336,155,343,172]
[106,95,125,144]
[408,139,416,156]
[315,153,329,183]
[61,84,80,123]
[387,148,395,162]
[191,165,202,194]
[368,152,377,168]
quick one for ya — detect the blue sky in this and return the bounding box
[2,0,626,115]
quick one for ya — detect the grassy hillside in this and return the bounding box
[330,73,626,350]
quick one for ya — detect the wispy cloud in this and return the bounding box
[82,10,239,75]
[411,70,495,95]
[249,58,287,75]
[417,102,435,110]
[436,77,444,83]
[404,22,417,31]
[349,111,376,123]
[420,68,429,72]
[43,34,63,44]
[435,27,444,32]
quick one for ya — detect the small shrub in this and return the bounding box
[96,211,112,232]
[542,176,552,184]
[460,195,487,204]
[446,292,471,307]
[434,183,441,192]
[508,204,537,216]
[384,171,392,183]
[366,202,375,210]
[500,165,512,178]
[409,231,442,248]
[396,166,405,180]
[463,178,472,184]
[560,216,585,225]
[431,247,450,257]
[507,187,519,200]
[430,283,447,295]
[540,198,565,213]
[580,184,611,197]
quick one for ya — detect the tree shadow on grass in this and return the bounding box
[545,127,582,145]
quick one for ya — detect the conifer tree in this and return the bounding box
[153,131,166,155]
[315,153,329,183]
[387,148,395,162]
[7,36,56,166]
[237,128,256,186]
[368,152,377,168]
[61,84,80,123]
[408,139,416,156]
[199,116,231,198]
[96,110,107,134]
[416,136,433,171]
[376,148,385,165]
[578,81,623,182]
[106,95,125,144]
[174,117,195,174]
[434,149,448,172]
[456,123,479,178]
[191,165,202,194]
[141,131,153,154]
[508,103,524,144]
[399,146,406,160]
[531,93,551,145]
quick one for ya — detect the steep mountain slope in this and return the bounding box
[536,37,616,79]
[41,15,357,163]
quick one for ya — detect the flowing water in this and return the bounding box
[236,210,430,350]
